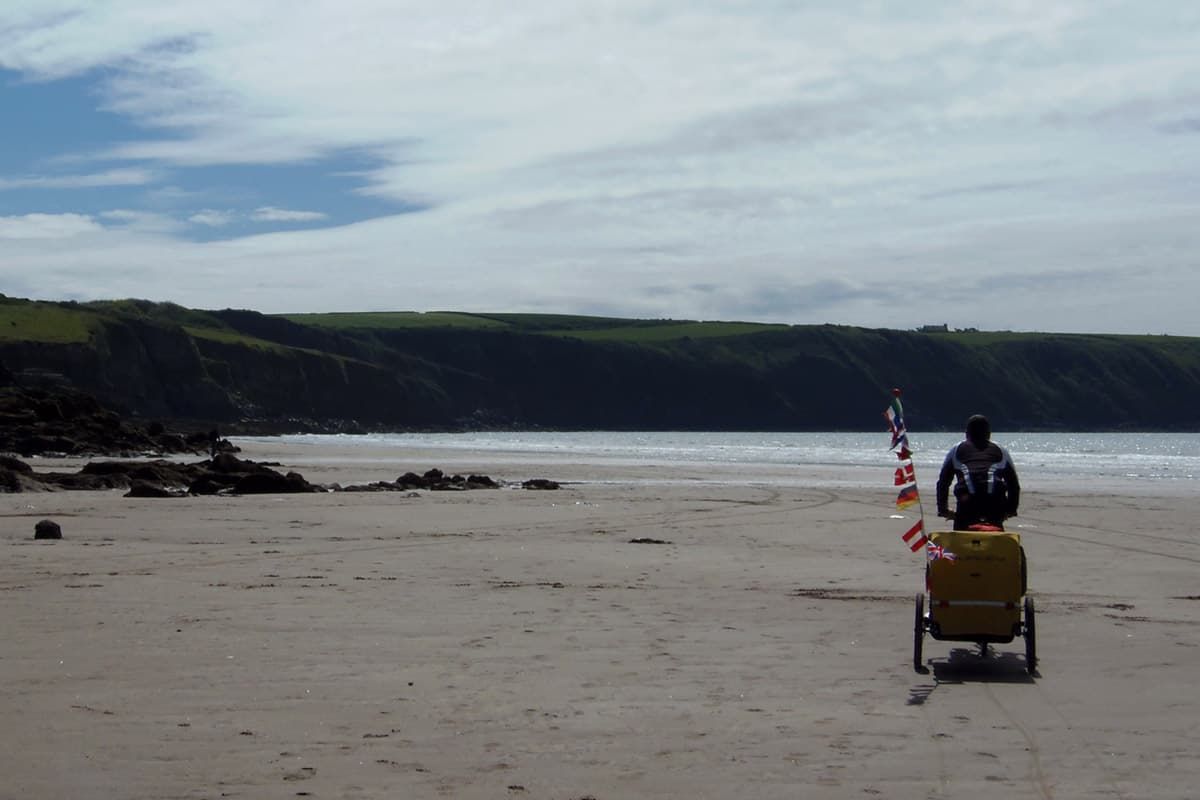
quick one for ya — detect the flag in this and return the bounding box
[885,389,925,557]
[896,484,920,510]
[927,543,956,562]
[884,395,907,450]
[901,520,928,552]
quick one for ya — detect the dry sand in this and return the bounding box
[1,440,1197,799]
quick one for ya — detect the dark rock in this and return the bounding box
[80,461,139,475]
[210,452,257,473]
[232,471,317,494]
[155,433,189,452]
[129,463,185,483]
[0,468,21,492]
[467,474,498,488]
[15,434,78,456]
[41,471,132,490]
[429,473,469,491]
[0,387,208,458]
[34,519,62,539]
[69,460,198,491]
[0,455,32,473]
[522,479,560,490]
[125,480,174,498]
[340,481,399,492]
[0,466,41,493]
[187,476,228,496]
[396,471,428,489]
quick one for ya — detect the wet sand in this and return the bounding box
[1,440,1197,799]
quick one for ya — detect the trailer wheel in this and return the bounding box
[913,593,925,672]
[1024,596,1037,675]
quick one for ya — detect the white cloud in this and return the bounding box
[99,208,183,233]
[187,207,330,226]
[251,206,328,222]
[99,209,144,222]
[0,167,158,190]
[188,209,235,227]
[0,212,102,239]
[0,2,1198,333]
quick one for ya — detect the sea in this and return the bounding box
[255,431,1200,493]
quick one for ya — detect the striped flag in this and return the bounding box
[896,484,920,510]
[902,520,928,552]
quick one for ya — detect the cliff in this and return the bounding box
[1,295,1197,431]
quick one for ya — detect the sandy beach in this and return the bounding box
[2,440,1197,799]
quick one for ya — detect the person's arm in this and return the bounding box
[935,447,956,517]
[1002,448,1020,517]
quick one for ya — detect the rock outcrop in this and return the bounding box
[0,455,319,496]
[0,455,521,498]
[338,468,500,493]
[0,386,223,458]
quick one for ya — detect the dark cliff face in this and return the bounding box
[0,318,236,420]
[368,329,794,429]
[191,337,449,425]
[2,297,1199,431]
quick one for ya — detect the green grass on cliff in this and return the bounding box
[86,298,226,329]
[184,326,291,352]
[549,320,789,342]
[0,299,98,343]
[281,311,510,330]
[279,310,789,342]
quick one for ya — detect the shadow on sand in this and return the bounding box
[908,646,1037,705]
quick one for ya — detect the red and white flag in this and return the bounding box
[901,520,928,552]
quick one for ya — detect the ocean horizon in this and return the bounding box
[250,430,1200,491]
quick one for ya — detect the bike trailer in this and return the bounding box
[927,529,1024,642]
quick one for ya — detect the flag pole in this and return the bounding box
[900,389,928,537]
[886,388,929,553]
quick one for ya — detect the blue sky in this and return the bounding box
[1,2,1198,333]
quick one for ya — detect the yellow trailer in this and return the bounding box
[914,528,1036,674]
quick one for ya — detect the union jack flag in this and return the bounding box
[927,543,956,562]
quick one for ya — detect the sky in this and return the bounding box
[1,2,1198,334]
